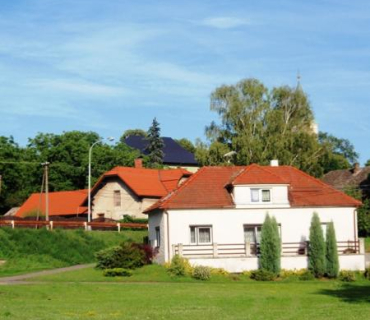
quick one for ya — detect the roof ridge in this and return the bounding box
[288,165,362,206]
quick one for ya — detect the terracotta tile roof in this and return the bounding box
[145,165,361,212]
[231,164,289,185]
[16,190,88,217]
[93,166,192,198]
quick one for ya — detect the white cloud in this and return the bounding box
[200,17,250,29]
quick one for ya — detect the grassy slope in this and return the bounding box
[0,228,147,277]
[366,237,370,252]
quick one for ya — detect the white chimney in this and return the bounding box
[270,160,279,167]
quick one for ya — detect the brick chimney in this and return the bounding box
[134,158,143,168]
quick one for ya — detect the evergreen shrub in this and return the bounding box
[308,212,326,277]
[260,214,281,274]
[325,222,339,278]
[167,255,192,276]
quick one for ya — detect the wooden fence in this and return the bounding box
[0,219,147,231]
[173,240,361,258]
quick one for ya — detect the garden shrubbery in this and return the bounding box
[95,242,152,270]
[250,269,276,281]
[192,266,211,281]
[167,255,193,276]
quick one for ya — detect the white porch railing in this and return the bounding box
[172,240,363,259]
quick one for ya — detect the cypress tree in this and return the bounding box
[146,118,164,167]
[325,221,339,278]
[260,214,281,274]
[308,212,326,277]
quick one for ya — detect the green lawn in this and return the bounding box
[365,237,370,252]
[1,277,369,319]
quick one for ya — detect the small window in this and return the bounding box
[190,226,212,244]
[155,227,160,247]
[262,190,271,202]
[244,225,262,243]
[251,189,259,202]
[113,190,121,207]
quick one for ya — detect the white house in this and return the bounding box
[145,162,365,272]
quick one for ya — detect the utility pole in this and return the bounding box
[41,162,50,221]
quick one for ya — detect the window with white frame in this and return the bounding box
[155,227,160,247]
[244,225,262,243]
[250,188,271,203]
[190,226,212,244]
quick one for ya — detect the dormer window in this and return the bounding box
[251,188,271,203]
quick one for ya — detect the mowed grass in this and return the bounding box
[1,279,370,320]
[0,228,147,277]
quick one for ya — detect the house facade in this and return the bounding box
[146,163,365,272]
[88,160,192,220]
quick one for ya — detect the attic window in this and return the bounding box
[251,189,271,203]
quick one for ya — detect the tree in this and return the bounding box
[308,212,326,277]
[318,132,358,173]
[325,221,339,278]
[344,186,370,237]
[365,159,370,167]
[260,214,281,274]
[203,78,325,176]
[175,138,195,153]
[120,129,147,143]
[145,118,164,167]
[200,78,359,177]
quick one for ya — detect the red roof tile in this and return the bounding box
[16,190,87,217]
[231,164,289,185]
[145,165,361,212]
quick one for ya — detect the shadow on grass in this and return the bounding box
[318,284,370,303]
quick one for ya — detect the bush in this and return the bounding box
[309,212,326,278]
[250,269,276,281]
[103,268,133,277]
[95,242,146,270]
[192,266,211,281]
[210,268,229,276]
[121,215,148,224]
[298,270,315,281]
[364,268,370,280]
[339,270,356,282]
[167,255,192,276]
[132,243,153,265]
[260,214,281,275]
[279,269,307,279]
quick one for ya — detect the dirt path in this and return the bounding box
[0,263,95,285]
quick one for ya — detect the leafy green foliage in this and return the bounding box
[95,242,146,270]
[146,118,164,167]
[175,138,196,154]
[0,131,140,214]
[198,78,358,177]
[120,129,147,142]
[308,213,326,277]
[339,270,357,282]
[192,265,211,280]
[344,186,370,237]
[121,214,148,224]
[167,255,193,276]
[103,268,133,277]
[325,222,339,278]
[260,214,281,274]
[250,269,276,281]
[364,268,370,280]
[298,270,315,281]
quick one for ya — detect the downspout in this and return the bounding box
[165,210,171,262]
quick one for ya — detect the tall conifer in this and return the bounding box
[308,212,326,277]
[260,214,281,274]
[326,221,339,278]
[146,118,164,167]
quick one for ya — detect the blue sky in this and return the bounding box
[0,0,369,164]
